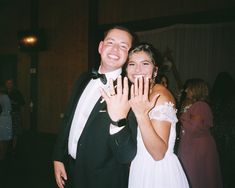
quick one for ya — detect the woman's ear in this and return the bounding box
[153,67,158,79]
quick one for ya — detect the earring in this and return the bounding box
[152,72,157,80]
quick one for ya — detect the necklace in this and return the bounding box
[182,104,192,113]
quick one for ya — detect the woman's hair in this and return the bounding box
[186,78,209,103]
[127,42,163,67]
[123,42,163,80]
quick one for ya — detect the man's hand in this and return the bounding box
[54,161,67,188]
[100,76,130,121]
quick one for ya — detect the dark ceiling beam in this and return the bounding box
[99,7,235,32]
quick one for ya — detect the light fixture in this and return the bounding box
[17,30,46,52]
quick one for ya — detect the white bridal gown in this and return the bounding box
[128,102,189,188]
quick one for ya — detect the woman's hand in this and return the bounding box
[129,77,159,117]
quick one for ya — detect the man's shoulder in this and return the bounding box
[73,71,90,83]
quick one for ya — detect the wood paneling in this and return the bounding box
[0,0,234,133]
[98,0,235,24]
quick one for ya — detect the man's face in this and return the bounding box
[98,28,132,73]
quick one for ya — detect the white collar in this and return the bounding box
[98,67,122,86]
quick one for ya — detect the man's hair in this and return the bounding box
[103,25,138,46]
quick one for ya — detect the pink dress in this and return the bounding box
[178,101,223,188]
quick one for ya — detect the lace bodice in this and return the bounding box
[149,102,178,124]
[136,102,178,157]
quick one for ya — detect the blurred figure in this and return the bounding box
[155,73,169,88]
[5,79,25,155]
[210,72,235,187]
[177,78,223,188]
[0,85,12,160]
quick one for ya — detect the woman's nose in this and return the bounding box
[134,64,141,72]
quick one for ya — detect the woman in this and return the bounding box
[177,78,223,188]
[101,43,189,188]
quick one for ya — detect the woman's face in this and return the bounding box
[126,51,155,83]
[185,87,193,99]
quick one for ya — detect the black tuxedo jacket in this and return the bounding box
[53,72,137,188]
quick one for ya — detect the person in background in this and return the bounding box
[5,79,25,155]
[101,43,189,188]
[177,78,223,188]
[155,73,169,88]
[53,25,138,188]
[210,72,235,187]
[0,85,12,161]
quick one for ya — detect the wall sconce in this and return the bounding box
[17,29,46,52]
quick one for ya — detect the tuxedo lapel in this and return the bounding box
[66,73,92,130]
[84,96,107,128]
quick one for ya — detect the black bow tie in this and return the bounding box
[91,69,107,84]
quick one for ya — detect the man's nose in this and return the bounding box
[112,44,119,51]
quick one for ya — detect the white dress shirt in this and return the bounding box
[68,68,122,158]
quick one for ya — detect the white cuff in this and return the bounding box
[109,123,125,135]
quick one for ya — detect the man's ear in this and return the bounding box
[98,41,103,54]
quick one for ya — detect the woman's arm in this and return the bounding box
[130,77,174,160]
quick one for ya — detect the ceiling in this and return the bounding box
[0,0,15,11]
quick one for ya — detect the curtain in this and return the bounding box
[137,22,235,97]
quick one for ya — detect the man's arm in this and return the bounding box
[100,76,137,163]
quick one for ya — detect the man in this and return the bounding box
[53,26,137,188]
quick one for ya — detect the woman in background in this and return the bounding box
[177,78,223,188]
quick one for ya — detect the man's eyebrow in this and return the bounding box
[104,37,114,41]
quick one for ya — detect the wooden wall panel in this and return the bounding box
[97,0,235,24]
[0,0,234,133]
[0,0,89,133]
[37,0,89,133]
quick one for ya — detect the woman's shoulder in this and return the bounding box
[152,84,175,105]
[193,101,209,108]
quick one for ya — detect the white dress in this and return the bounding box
[128,102,189,188]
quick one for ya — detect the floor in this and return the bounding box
[0,131,58,188]
[0,131,234,188]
